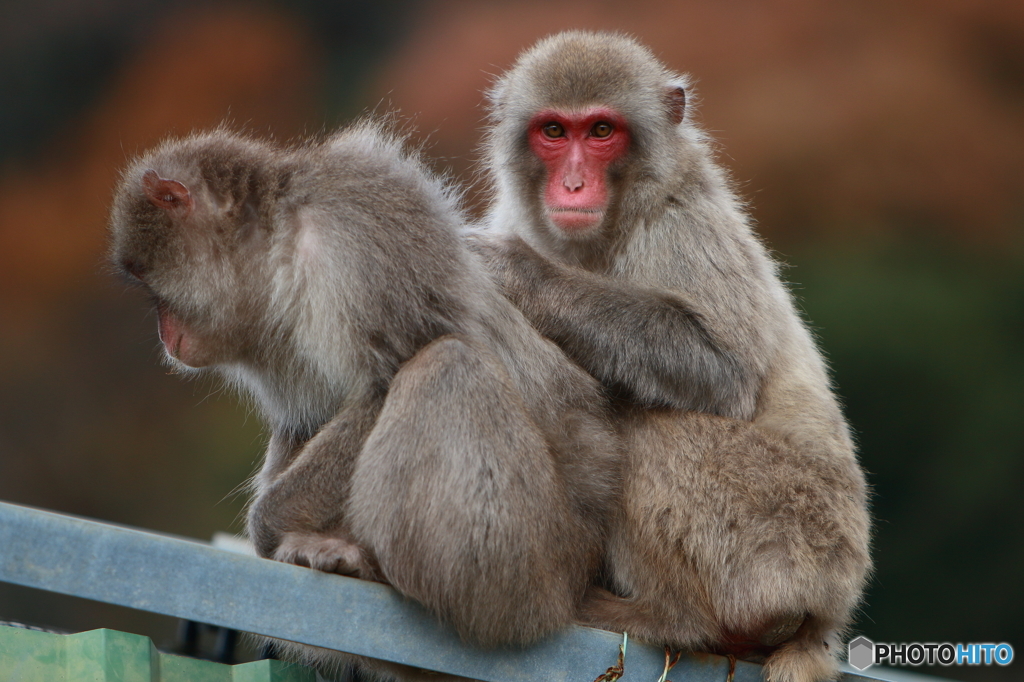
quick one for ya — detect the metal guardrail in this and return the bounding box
[0,501,897,681]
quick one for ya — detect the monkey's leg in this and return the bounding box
[595,410,868,681]
[347,335,596,647]
[247,395,385,573]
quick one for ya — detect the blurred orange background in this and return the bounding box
[0,2,1021,679]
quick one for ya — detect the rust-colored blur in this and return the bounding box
[375,0,1024,243]
[0,2,1021,679]
[0,6,319,322]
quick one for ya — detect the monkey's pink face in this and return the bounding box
[155,302,216,368]
[120,170,223,369]
[120,261,222,369]
[120,257,221,369]
[528,108,629,235]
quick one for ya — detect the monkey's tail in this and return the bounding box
[761,616,841,682]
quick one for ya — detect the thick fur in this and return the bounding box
[109,123,619,678]
[476,31,871,682]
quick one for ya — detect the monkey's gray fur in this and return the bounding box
[474,31,871,682]
[109,122,619,680]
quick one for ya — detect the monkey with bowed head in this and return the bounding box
[109,122,620,675]
[474,31,871,682]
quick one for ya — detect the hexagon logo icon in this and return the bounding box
[848,636,875,671]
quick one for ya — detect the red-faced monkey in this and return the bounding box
[109,123,620,673]
[474,32,871,682]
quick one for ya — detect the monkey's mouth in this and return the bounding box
[156,303,206,368]
[548,208,604,232]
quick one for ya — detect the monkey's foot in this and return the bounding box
[758,613,805,647]
[716,613,807,663]
[274,531,376,578]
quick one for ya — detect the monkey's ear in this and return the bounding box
[664,86,686,126]
[142,170,194,216]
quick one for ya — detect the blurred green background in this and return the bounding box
[0,1,1021,680]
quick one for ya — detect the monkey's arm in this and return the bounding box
[474,236,758,420]
[248,394,385,573]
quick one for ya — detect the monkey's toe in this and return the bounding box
[274,531,368,576]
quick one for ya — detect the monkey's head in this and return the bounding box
[110,133,281,371]
[486,31,691,250]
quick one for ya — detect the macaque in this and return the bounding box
[108,123,619,673]
[473,32,871,682]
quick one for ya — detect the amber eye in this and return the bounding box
[591,122,613,138]
[542,122,565,138]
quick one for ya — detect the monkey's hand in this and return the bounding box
[274,530,382,581]
[464,232,548,305]
[463,231,508,272]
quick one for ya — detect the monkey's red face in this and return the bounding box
[528,108,629,235]
[155,302,217,368]
[121,261,224,369]
[116,170,234,369]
